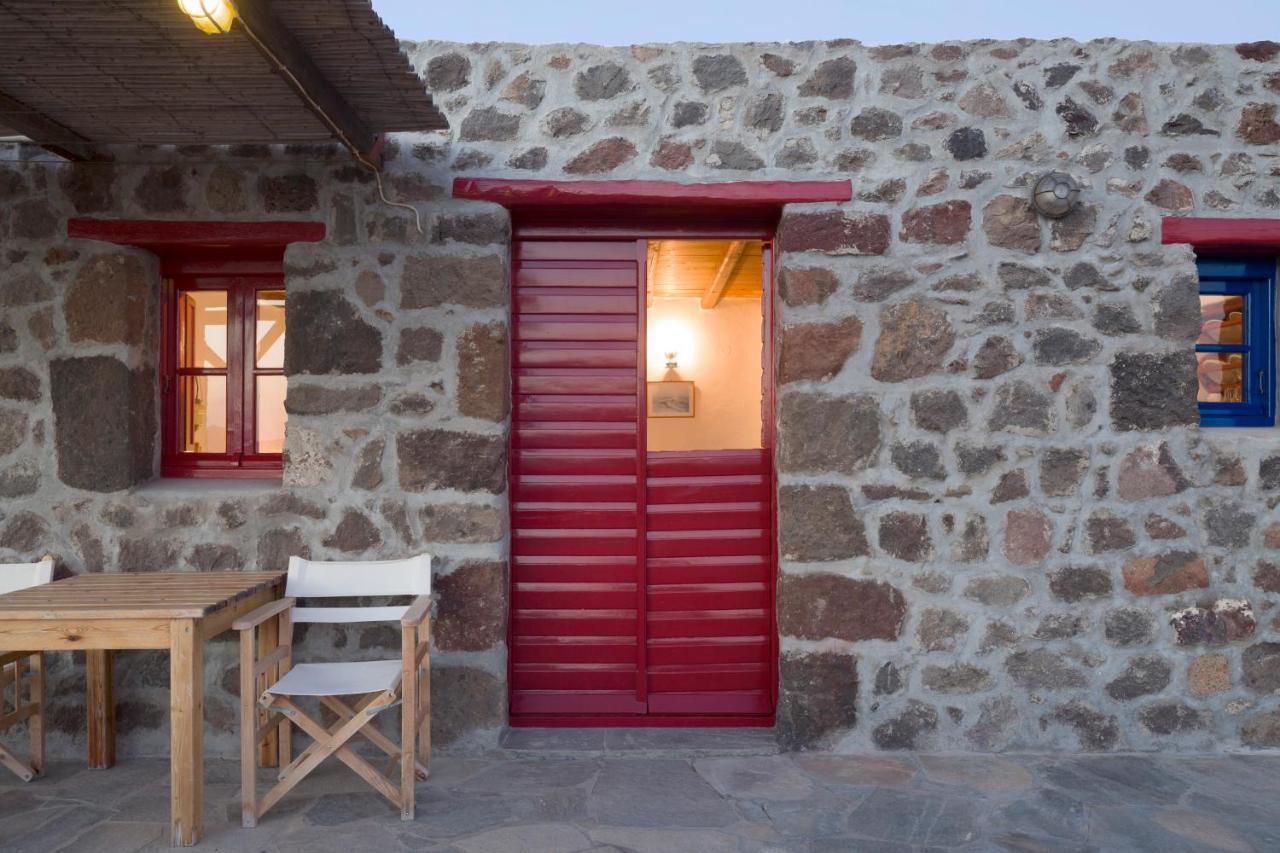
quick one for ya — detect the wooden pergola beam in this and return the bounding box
[232,0,378,158]
[700,240,747,309]
[0,90,111,162]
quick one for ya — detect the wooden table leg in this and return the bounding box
[86,650,115,770]
[170,620,203,847]
[29,651,44,778]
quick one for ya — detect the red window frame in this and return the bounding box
[66,219,325,481]
[160,266,285,478]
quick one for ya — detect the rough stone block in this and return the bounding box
[457,321,510,421]
[1122,552,1209,596]
[871,298,955,382]
[401,254,506,308]
[778,393,881,474]
[50,356,153,492]
[1109,351,1198,430]
[284,291,382,375]
[777,651,857,750]
[64,254,152,346]
[779,316,861,383]
[778,573,906,642]
[776,211,891,255]
[398,429,506,493]
[779,485,868,561]
[434,561,506,651]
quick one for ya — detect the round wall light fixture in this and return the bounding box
[1032,172,1081,219]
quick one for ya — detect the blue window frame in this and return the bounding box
[1196,257,1276,428]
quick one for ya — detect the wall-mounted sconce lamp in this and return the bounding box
[1031,172,1081,219]
[665,351,679,370]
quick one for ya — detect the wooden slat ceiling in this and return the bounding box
[0,0,445,154]
[648,240,764,303]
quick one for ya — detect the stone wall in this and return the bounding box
[1,33,1280,757]
[404,35,1280,753]
[0,143,513,757]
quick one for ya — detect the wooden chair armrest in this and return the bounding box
[233,597,296,632]
[401,594,432,628]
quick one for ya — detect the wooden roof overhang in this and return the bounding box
[0,0,447,162]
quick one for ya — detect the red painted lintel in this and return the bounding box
[453,177,852,208]
[68,218,326,250]
[1161,216,1280,250]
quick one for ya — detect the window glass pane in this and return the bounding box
[178,291,228,368]
[1199,294,1245,345]
[179,375,227,453]
[256,375,287,453]
[1197,351,1245,403]
[255,290,286,369]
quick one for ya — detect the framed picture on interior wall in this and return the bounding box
[647,380,696,418]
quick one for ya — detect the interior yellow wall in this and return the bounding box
[646,296,763,452]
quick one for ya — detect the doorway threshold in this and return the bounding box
[498,727,780,759]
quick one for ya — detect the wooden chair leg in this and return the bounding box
[276,610,292,772]
[28,652,42,778]
[257,617,279,769]
[0,659,36,782]
[401,627,417,821]
[418,631,431,776]
[0,743,34,782]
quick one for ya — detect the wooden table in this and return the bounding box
[0,571,285,846]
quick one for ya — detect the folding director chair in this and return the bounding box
[0,555,54,782]
[234,554,432,825]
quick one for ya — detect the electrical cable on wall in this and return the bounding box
[230,1,425,234]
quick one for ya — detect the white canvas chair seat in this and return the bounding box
[1,556,53,782]
[268,660,403,697]
[236,554,432,826]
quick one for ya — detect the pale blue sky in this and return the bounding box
[373,0,1274,45]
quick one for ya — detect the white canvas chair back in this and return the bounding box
[0,557,54,596]
[284,555,431,624]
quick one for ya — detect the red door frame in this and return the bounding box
[459,179,851,726]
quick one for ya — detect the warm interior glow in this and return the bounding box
[255,290,287,452]
[645,239,764,452]
[177,0,236,34]
[647,315,697,376]
[255,292,286,368]
[178,291,228,453]
[1198,293,1246,402]
[257,376,287,453]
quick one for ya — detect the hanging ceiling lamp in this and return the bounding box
[177,0,237,34]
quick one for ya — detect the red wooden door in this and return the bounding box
[509,238,775,724]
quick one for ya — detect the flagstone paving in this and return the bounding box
[2,743,1279,851]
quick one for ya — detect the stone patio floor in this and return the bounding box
[2,729,1278,852]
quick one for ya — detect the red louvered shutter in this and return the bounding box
[509,240,648,716]
[644,448,774,715]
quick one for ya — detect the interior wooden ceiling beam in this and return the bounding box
[232,0,378,159]
[0,90,111,162]
[700,240,748,309]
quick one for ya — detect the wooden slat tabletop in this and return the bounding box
[0,572,285,620]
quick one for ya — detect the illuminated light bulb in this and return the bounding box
[177,0,236,34]
[665,351,679,369]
